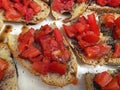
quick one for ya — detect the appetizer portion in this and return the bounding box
[85,69,120,90]
[63,13,111,65]
[99,13,120,65]
[0,0,50,24]
[51,0,90,22]
[7,24,77,87]
[0,43,18,90]
[88,0,120,14]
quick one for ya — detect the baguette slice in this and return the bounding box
[0,0,50,24]
[85,68,120,90]
[99,13,120,65]
[7,26,78,87]
[51,0,90,22]
[0,43,18,90]
[88,1,120,14]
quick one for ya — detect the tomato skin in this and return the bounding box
[115,17,120,28]
[49,61,67,75]
[114,27,120,40]
[63,24,76,38]
[87,13,100,36]
[5,8,21,20]
[115,74,120,86]
[112,43,120,58]
[78,16,88,24]
[105,14,115,28]
[96,0,108,6]
[94,71,113,88]
[108,0,120,7]
[82,31,99,43]
[102,78,120,90]
[0,58,8,81]
[84,44,111,59]
[30,1,41,14]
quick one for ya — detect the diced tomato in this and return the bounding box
[0,58,8,80]
[78,38,92,49]
[78,16,88,24]
[84,44,111,59]
[112,43,120,58]
[49,61,66,75]
[115,74,120,86]
[77,0,86,3]
[25,8,34,23]
[96,0,108,6]
[108,0,120,7]
[87,13,100,36]
[23,0,32,6]
[105,14,115,28]
[52,0,74,12]
[0,58,8,71]
[32,61,49,75]
[82,31,99,43]
[0,0,2,8]
[29,55,43,63]
[5,8,21,20]
[73,23,89,33]
[20,45,41,59]
[94,71,113,88]
[63,49,70,61]
[54,28,63,44]
[63,24,77,38]
[30,1,41,14]
[2,0,13,10]
[115,16,120,28]
[113,27,120,39]
[14,3,26,16]
[102,78,120,90]
[12,0,20,3]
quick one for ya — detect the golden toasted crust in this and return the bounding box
[7,30,78,87]
[88,2,120,14]
[0,43,18,90]
[0,0,50,24]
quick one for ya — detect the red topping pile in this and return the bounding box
[63,13,111,59]
[96,0,120,7]
[18,25,70,75]
[94,71,120,90]
[101,13,120,58]
[52,0,86,12]
[0,58,8,81]
[0,0,41,23]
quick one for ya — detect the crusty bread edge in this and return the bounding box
[0,43,18,90]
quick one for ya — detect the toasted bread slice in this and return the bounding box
[0,0,50,24]
[99,13,120,65]
[0,43,18,90]
[88,1,120,14]
[51,0,90,22]
[85,68,120,90]
[7,26,78,87]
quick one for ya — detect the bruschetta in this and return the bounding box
[85,68,120,90]
[7,24,78,87]
[51,0,91,22]
[0,43,18,90]
[62,12,111,65]
[0,0,50,24]
[99,13,120,65]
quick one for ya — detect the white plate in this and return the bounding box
[3,16,117,90]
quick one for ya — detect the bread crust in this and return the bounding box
[0,43,18,90]
[7,28,78,87]
[0,0,50,24]
[88,1,120,14]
